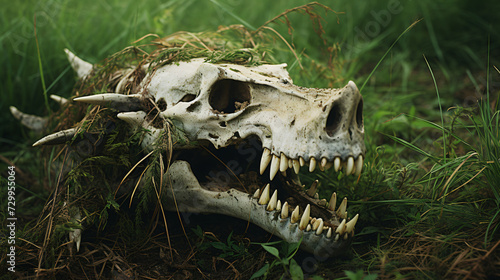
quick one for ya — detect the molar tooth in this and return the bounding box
[314,193,319,199]
[346,156,354,175]
[270,155,280,180]
[328,192,337,211]
[299,157,305,167]
[267,190,278,211]
[280,153,288,172]
[336,219,346,235]
[337,197,348,219]
[291,206,300,224]
[253,189,260,199]
[315,219,324,235]
[345,214,359,234]
[258,184,270,205]
[309,157,316,172]
[355,155,364,176]
[334,157,341,172]
[326,227,332,238]
[260,148,272,175]
[281,202,289,219]
[306,224,312,232]
[276,200,282,212]
[292,159,300,174]
[306,180,319,197]
[299,204,311,230]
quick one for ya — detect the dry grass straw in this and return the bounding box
[379,227,500,279]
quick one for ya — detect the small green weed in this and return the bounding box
[250,239,305,280]
[192,226,249,260]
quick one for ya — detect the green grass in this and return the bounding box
[1,0,500,279]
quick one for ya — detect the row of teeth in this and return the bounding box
[259,148,364,180]
[253,184,359,241]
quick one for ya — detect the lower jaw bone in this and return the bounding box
[163,160,351,257]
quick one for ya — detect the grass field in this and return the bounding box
[1,0,500,279]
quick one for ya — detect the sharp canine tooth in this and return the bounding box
[309,157,316,172]
[292,159,300,174]
[258,184,270,205]
[291,206,300,224]
[346,156,354,175]
[260,148,272,175]
[334,157,341,172]
[345,214,359,234]
[306,224,312,232]
[355,155,364,176]
[315,219,324,235]
[267,190,278,211]
[281,202,289,219]
[299,157,305,166]
[280,153,288,172]
[306,180,319,197]
[312,218,322,231]
[270,155,280,180]
[276,200,282,212]
[335,234,340,241]
[253,189,260,198]
[337,197,347,219]
[329,192,337,211]
[327,227,332,238]
[299,204,311,230]
[288,159,293,169]
[336,219,346,235]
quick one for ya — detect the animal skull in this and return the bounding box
[12,49,365,257]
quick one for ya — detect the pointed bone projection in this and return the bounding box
[16,49,365,257]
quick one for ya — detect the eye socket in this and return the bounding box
[209,79,251,114]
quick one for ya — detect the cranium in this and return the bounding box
[12,44,365,257]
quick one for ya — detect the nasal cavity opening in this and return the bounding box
[209,79,251,114]
[325,103,342,137]
[356,99,363,130]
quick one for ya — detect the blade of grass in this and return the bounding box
[423,54,446,162]
[34,15,50,113]
[209,0,256,30]
[360,19,421,93]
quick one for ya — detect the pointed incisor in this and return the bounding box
[260,148,272,175]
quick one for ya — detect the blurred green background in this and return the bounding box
[2,0,498,149]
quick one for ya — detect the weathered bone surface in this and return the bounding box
[12,49,365,257]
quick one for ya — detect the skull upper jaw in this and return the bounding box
[123,58,365,256]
